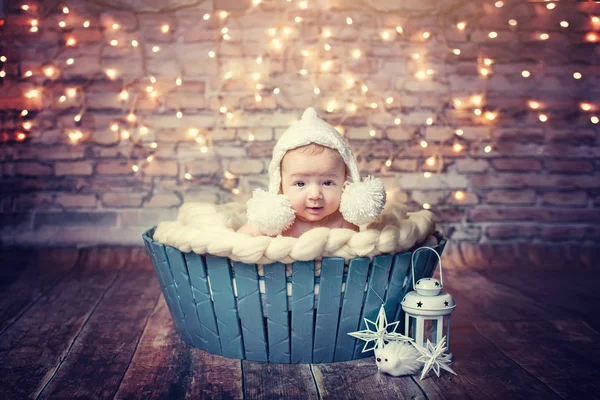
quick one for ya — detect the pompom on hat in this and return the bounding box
[247,107,386,236]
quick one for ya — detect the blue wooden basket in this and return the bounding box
[142,228,446,364]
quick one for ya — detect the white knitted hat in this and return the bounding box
[247,107,386,236]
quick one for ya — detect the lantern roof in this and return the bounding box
[402,289,456,317]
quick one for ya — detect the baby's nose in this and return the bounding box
[308,185,322,199]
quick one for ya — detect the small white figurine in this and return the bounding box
[375,341,422,377]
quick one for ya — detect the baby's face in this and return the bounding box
[281,147,346,223]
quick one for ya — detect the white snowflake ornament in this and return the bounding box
[348,304,412,353]
[413,336,457,380]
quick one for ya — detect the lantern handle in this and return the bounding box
[410,246,443,290]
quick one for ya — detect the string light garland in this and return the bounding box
[0,0,597,209]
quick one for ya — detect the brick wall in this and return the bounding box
[0,0,599,254]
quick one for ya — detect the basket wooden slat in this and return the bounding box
[264,262,290,363]
[333,257,370,362]
[313,257,344,363]
[233,261,268,362]
[290,261,315,363]
[143,235,192,344]
[166,247,206,349]
[352,254,394,359]
[205,255,244,359]
[384,252,412,323]
[184,252,222,355]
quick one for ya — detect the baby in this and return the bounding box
[238,107,386,238]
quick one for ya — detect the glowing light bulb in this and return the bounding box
[352,49,361,58]
[21,110,28,116]
[370,103,378,109]
[273,88,280,94]
[110,39,119,46]
[424,172,431,178]
[132,165,139,172]
[323,29,332,38]
[66,37,77,46]
[346,17,353,24]
[421,141,429,149]
[369,130,376,137]
[185,173,192,180]
[220,11,228,19]
[422,31,430,39]
[161,24,170,33]
[394,118,401,125]
[63,6,69,13]
[495,1,503,8]
[127,113,136,122]
[479,67,489,77]
[74,113,82,122]
[415,70,427,80]
[131,40,139,47]
[176,111,183,119]
[203,14,210,20]
[224,71,233,80]
[528,100,540,109]
[456,22,466,31]
[59,21,66,28]
[324,43,331,51]
[152,46,160,52]
[593,16,600,24]
[471,95,482,105]
[453,49,461,55]
[295,16,302,23]
[488,32,498,39]
[31,19,38,26]
[200,146,208,153]
[146,86,153,93]
[539,114,548,122]
[23,121,32,130]
[266,27,276,36]
[455,129,463,136]
[248,133,255,141]
[580,103,592,111]
[67,87,77,98]
[66,58,74,65]
[112,23,120,30]
[396,26,403,34]
[22,5,29,10]
[110,123,119,132]
[150,142,158,149]
[591,116,599,124]
[454,99,462,108]
[105,69,117,79]
[176,77,182,86]
[454,191,465,201]
[573,72,582,79]
[121,130,130,140]
[252,72,261,81]
[147,155,154,163]
[522,70,531,78]
[253,0,262,5]
[0,56,6,62]
[30,26,38,33]
[361,84,368,93]
[540,33,549,40]
[326,100,337,112]
[386,97,394,104]
[208,51,216,58]
[0,71,6,78]
[426,117,433,125]
[453,143,463,152]
[385,159,392,167]
[380,31,391,40]
[474,109,482,116]
[298,1,308,9]
[483,58,493,66]
[43,66,56,77]
[221,27,229,35]
[485,111,496,121]
[509,19,517,27]
[256,56,263,64]
[139,126,149,135]
[188,128,199,137]
[586,33,598,42]
[25,89,39,99]
[560,21,569,28]
[69,130,83,143]
[224,170,236,180]
[314,88,320,95]
[255,94,262,102]
[547,3,555,10]
[83,21,90,28]
[300,69,307,76]
[321,60,333,71]
[220,106,227,113]
[347,103,357,112]
[484,145,492,153]
[425,156,435,166]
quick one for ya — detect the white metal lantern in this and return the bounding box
[402,246,456,359]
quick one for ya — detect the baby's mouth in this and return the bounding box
[306,206,323,214]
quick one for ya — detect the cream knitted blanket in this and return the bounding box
[152,201,436,264]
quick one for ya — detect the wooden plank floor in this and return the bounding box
[1,247,599,400]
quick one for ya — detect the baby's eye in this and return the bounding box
[294,181,305,187]
[322,180,335,186]
[384,358,388,362]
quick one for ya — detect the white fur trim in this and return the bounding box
[246,189,295,236]
[339,176,387,226]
